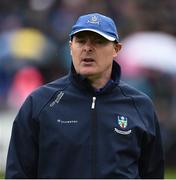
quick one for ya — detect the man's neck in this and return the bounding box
[87,70,112,90]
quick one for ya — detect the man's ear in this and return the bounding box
[114,43,122,53]
[113,43,122,58]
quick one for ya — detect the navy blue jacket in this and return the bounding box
[5,61,164,179]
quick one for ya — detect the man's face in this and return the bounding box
[70,31,121,79]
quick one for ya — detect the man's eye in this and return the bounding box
[95,40,104,44]
[76,39,85,43]
[94,39,108,44]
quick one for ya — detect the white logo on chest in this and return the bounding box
[114,128,132,135]
[57,119,78,124]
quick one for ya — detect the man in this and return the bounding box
[5,13,164,178]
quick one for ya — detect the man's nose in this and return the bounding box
[83,39,94,52]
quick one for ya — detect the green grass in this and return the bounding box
[165,168,176,179]
[0,171,4,179]
[0,168,175,179]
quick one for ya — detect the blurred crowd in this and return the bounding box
[0,0,176,168]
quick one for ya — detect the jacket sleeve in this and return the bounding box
[5,95,39,178]
[138,111,165,179]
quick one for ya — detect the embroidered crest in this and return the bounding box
[118,115,128,129]
[87,15,100,25]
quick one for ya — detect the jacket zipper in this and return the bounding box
[91,96,97,178]
[91,96,96,109]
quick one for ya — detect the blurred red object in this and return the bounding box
[7,66,43,109]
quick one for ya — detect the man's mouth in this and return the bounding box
[82,58,95,63]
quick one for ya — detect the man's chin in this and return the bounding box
[79,71,97,79]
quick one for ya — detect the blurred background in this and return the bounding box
[0,0,176,178]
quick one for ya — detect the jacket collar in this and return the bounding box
[69,60,121,95]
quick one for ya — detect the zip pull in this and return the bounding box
[91,97,96,109]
